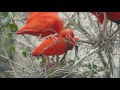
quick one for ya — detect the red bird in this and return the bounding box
[32,29,78,56]
[16,12,64,37]
[91,12,120,24]
[107,12,120,24]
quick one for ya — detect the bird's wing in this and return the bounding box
[32,36,62,56]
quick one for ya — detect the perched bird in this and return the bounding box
[16,12,64,37]
[106,12,120,24]
[32,29,78,56]
[91,12,120,24]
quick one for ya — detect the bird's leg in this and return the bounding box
[50,34,59,42]
[60,42,70,63]
[56,55,59,63]
[46,56,52,69]
[46,56,59,69]
[50,55,61,68]
[38,28,59,41]
[39,34,58,42]
[31,54,46,66]
[51,55,56,65]
[38,34,42,41]
[40,54,50,69]
[38,34,48,41]
[53,55,61,68]
[40,54,47,65]
[46,55,56,70]
[55,55,61,68]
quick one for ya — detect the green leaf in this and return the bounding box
[37,56,40,60]
[8,33,13,38]
[93,64,98,69]
[24,48,30,52]
[91,70,97,74]
[9,23,18,32]
[10,46,16,52]
[88,64,92,69]
[22,51,27,58]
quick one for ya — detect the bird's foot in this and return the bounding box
[38,34,58,42]
[46,60,61,70]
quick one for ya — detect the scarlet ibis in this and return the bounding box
[106,12,120,24]
[16,12,64,37]
[91,12,120,24]
[32,29,78,56]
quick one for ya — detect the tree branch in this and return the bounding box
[73,47,101,67]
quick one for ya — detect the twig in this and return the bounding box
[2,34,34,48]
[0,54,34,73]
[45,69,64,78]
[3,47,18,77]
[106,51,118,78]
[23,35,36,48]
[87,12,98,37]
[60,41,70,62]
[62,12,92,40]
[98,52,108,68]
[77,40,94,44]
[64,12,76,28]
[30,56,41,75]
[111,26,120,39]
[73,47,101,67]
[74,46,79,62]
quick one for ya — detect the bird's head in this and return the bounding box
[60,28,74,40]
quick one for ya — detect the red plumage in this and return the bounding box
[32,36,77,56]
[16,12,64,37]
[32,29,78,56]
[91,12,120,24]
